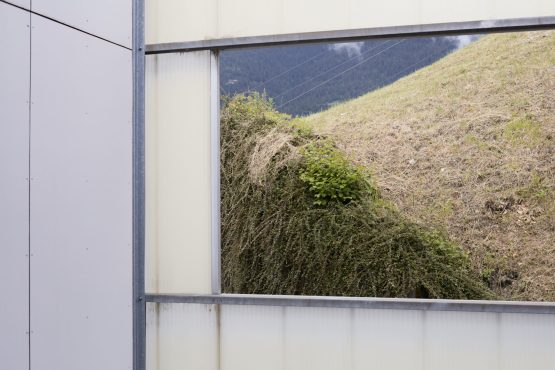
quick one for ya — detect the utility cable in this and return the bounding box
[273,40,390,100]
[277,39,405,110]
[361,42,456,96]
[251,48,333,91]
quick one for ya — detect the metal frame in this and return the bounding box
[146,293,555,315]
[210,50,221,295]
[145,15,555,54]
[132,0,145,369]
[134,10,555,370]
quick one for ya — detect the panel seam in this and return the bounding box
[28,4,32,370]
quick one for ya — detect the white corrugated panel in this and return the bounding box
[220,305,284,370]
[146,0,217,46]
[146,0,555,45]
[0,3,30,369]
[32,0,131,48]
[145,52,213,294]
[29,15,132,369]
[352,308,424,370]
[285,306,352,369]
[423,310,498,370]
[3,0,30,10]
[148,303,555,370]
[499,313,555,370]
[146,303,219,370]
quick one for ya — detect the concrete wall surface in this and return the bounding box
[147,302,555,370]
[146,0,555,44]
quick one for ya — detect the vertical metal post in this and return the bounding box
[132,0,146,369]
[210,51,221,295]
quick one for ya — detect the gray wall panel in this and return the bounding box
[32,0,131,48]
[0,2,30,369]
[30,14,132,369]
[2,0,30,10]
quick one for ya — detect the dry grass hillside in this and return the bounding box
[301,31,555,301]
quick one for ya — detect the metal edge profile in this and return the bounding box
[145,293,555,315]
[210,50,222,295]
[132,0,146,369]
[145,15,555,54]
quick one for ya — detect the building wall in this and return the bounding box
[146,302,555,370]
[146,0,555,44]
[0,1,132,369]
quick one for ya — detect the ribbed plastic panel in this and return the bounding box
[145,51,213,294]
[146,0,555,45]
[147,303,555,370]
[499,313,555,370]
[146,303,219,370]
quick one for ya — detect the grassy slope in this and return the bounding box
[300,31,555,301]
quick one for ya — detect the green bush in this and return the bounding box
[220,93,494,300]
[299,141,376,205]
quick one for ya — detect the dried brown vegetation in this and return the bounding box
[301,31,555,301]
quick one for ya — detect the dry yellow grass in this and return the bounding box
[300,31,555,301]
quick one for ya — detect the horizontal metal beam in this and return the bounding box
[146,293,555,315]
[146,16,555,54]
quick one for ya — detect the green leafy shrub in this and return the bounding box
[299,141,376,205]
[220,93,494,300]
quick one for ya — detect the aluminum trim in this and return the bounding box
[145,16,555,54]
[132,0,146,369]
[210,50,221,295]
[145,294,555,315]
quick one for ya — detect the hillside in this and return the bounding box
[220,37,462,116]
[300,31,555,301]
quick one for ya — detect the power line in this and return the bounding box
[251,48,333,91]
[277,39,405,110]
[361,42,456,96]
[273,41,390,100]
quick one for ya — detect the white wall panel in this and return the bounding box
[32,0,131,48]
[285,306,351,370]
[147,303,555,370]
[499,313,555,370]
[220,305,284,370]
[0,3,30,369]
[3,0,30,10]
[146,303,219,370]
[423,311,498,370]
[352,309,423,370]
[30,14,132,369]
[146,52,213,294]
[146,0,555,45]
[146,0,217,46]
